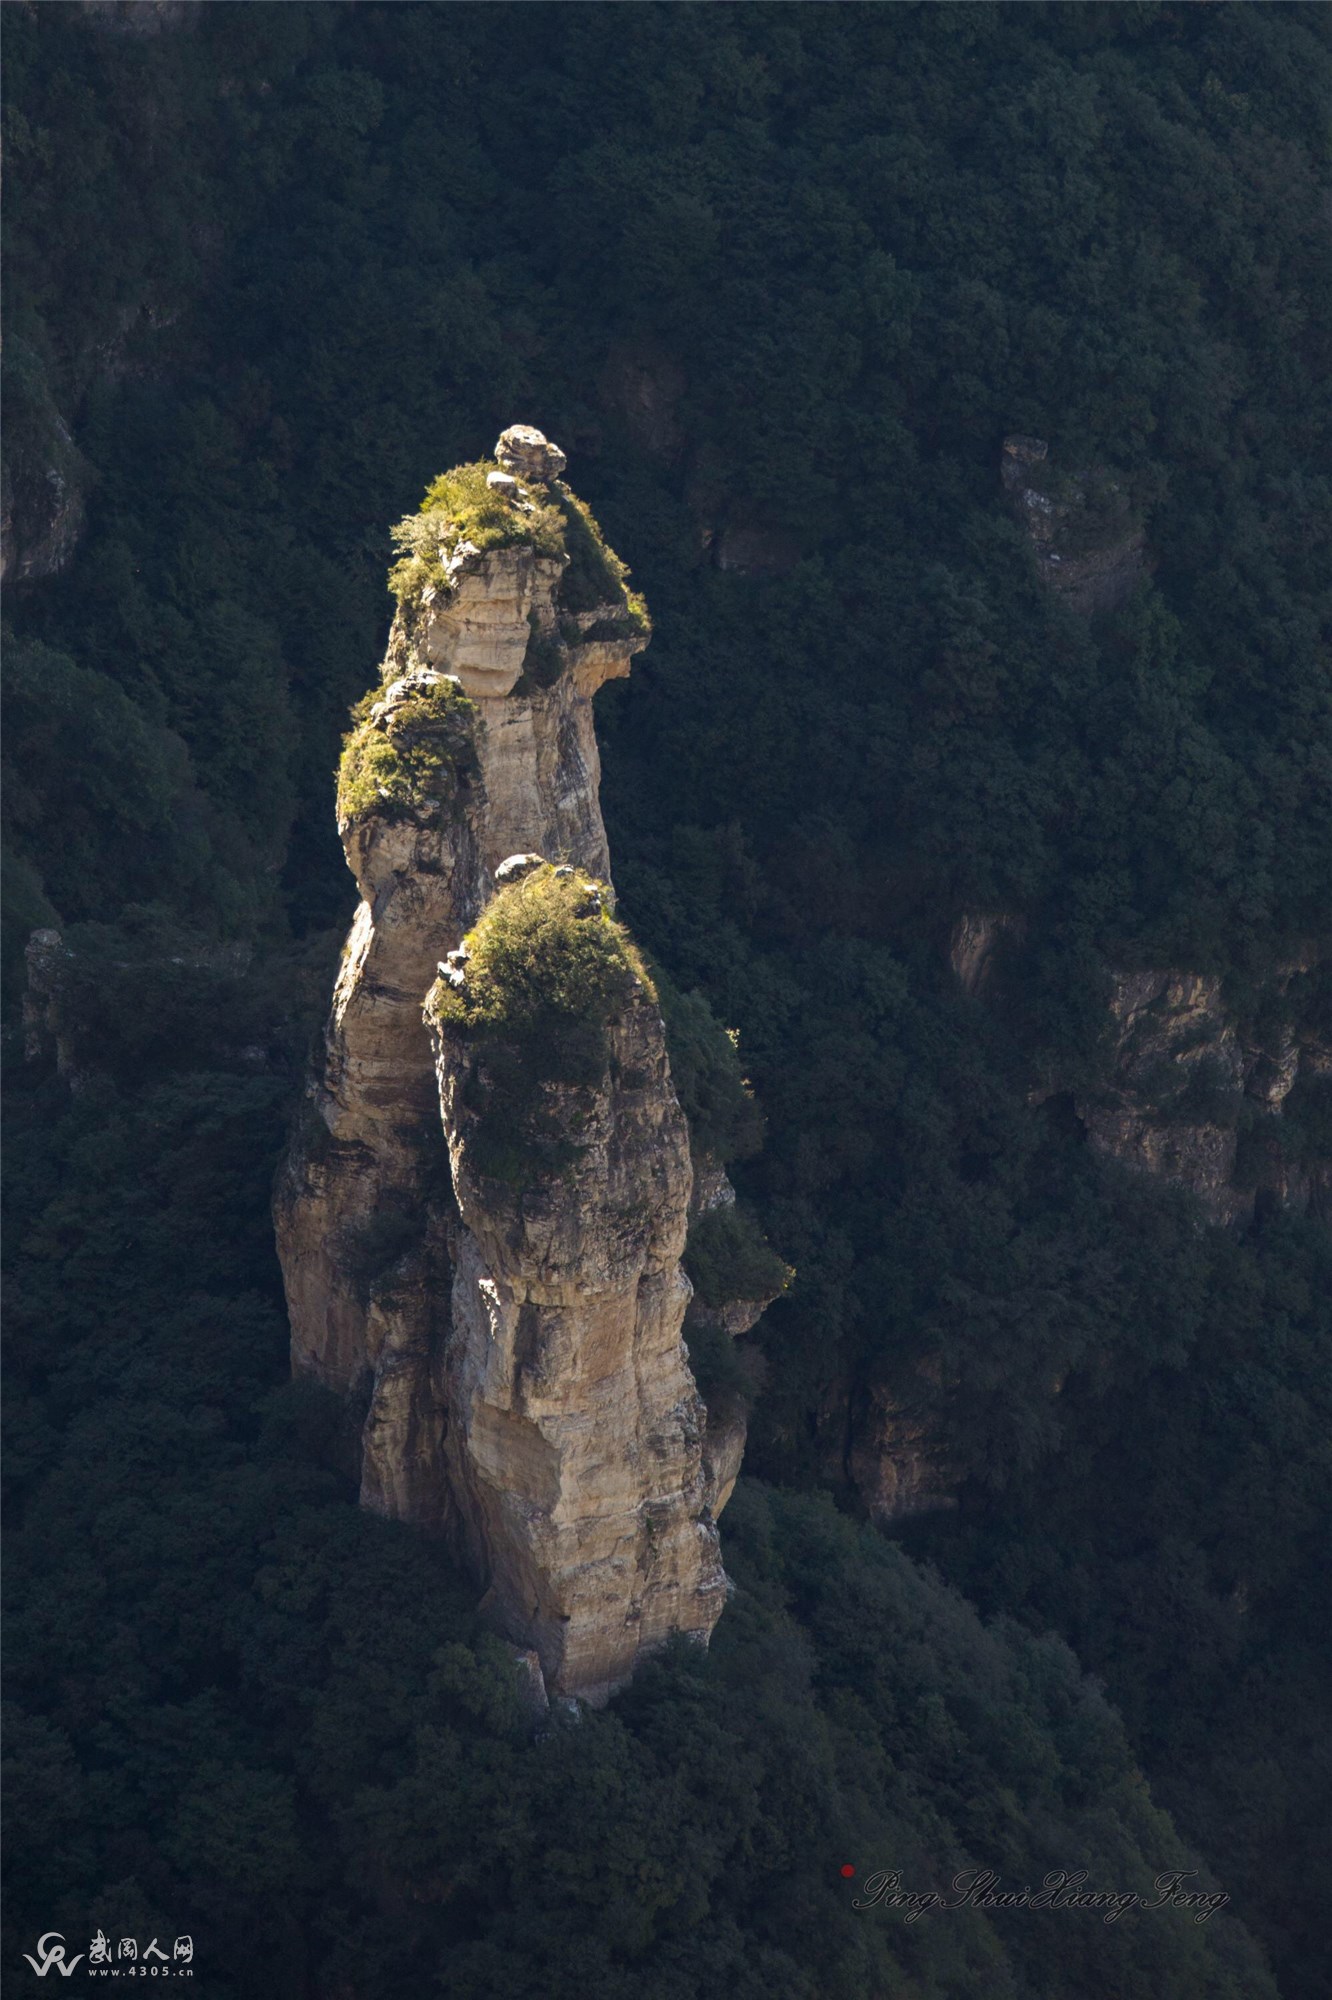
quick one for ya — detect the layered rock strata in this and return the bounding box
[275,634,621,1525]
[276,429,743,1698]
[426,866,726,1700]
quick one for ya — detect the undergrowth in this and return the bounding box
[336,676,476,824]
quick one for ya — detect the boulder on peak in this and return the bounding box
[494,852,546,886]
[495,424,568,484]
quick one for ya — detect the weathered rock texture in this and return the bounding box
[274,635,624,1527]
[682,1159,782,1518]
[494,422,567,485]
[420,545,566,700]
[1077,961,1332,1225]
[276,431,749,1699]
[947,913,1331,1228]
[278,486,628,1522]
[427,901,726,1702]
[806,1361,957,1528]
[846,1376,958,1525]
[948,911,1027,997]
[1002,434,1147,616]
[1,404,90,586]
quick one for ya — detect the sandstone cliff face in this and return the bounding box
[845,1377,957,1525]
[807,1366,956,1529]
[274,642,623,1526]
[276,431,746,1699]
[277,585,628,1522]
[427,876,725,1701]
[1076,961,1331,1226]
[1077,970,1250,1226]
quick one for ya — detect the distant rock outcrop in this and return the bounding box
[1076,960,1331,1226]
[836,918,1332,1526]
[948,911,1027,997]
[846,1376,958,1525]
[713,515,801,577]
[947,912,1332,1227]
[1002,434,1148,615]
[1,399,90,586]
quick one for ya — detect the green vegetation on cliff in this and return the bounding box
[554,486,651,636]
[685,1202,792,1310]
[429,865,653,1179]
[387,460,649,647]
[432,863,653,1048]
[0,1011,1279,1996]
[387,461,567,603]
[654,970,765,1165]
[336,674,476,826]
[4,4,1331,1996]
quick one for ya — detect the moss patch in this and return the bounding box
[388,461,565,605]
[429,865,655,1182]
[387,463,650,650]
[337,677,477,825]
[432,863,651,1051]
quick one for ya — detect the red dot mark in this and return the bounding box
[840,1863,856,1878]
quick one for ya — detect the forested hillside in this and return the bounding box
[4,5,1329,1996]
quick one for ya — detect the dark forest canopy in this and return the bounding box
[3,5,1330,1996]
